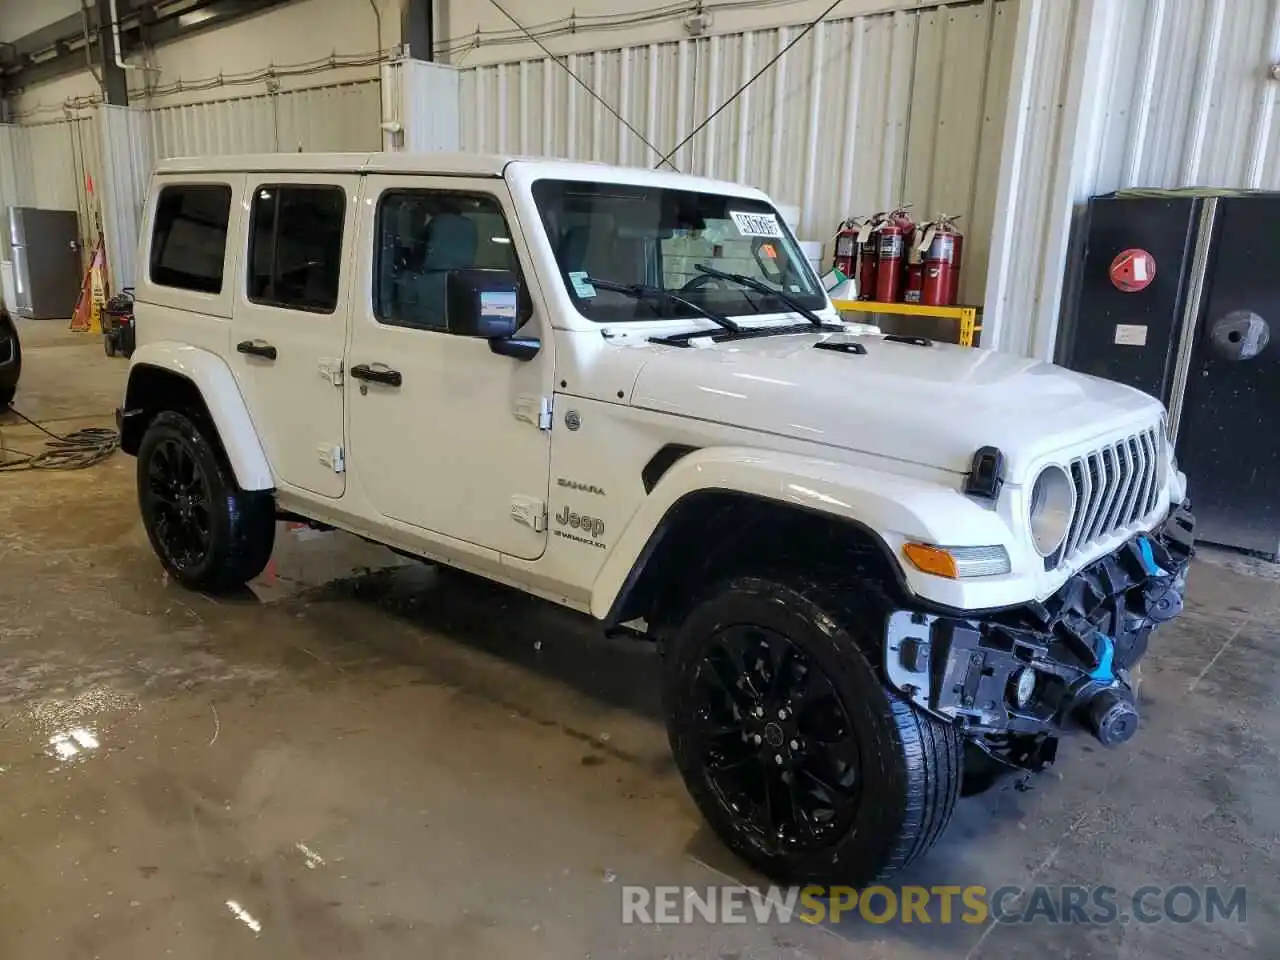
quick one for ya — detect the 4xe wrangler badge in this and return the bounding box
[554,505,606,549]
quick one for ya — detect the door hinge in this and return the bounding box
[510,496,546,532]
[318,357,344,386]
[319,444,345,473]
[515,394,553,431]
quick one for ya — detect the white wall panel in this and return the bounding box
[97,106,154,290]
[384,59,462,152]
[984,0,1280,358]
[148,81,382,159]
[459,1,1016,304]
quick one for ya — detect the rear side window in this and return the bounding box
[247,184,346,313]
[150,184,232,294]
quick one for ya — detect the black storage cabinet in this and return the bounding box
[1058,191,1280,557]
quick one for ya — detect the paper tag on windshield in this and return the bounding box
[568,271,597,299]
[730,211,783,238]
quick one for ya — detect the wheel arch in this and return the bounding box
[122,343,273,491]
[600,488,912,631]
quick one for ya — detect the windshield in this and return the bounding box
[532,179,825,324]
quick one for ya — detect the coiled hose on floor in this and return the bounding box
[0,407,119,471]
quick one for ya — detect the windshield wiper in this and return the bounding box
[585,276,740,333]
[692,264,830,327]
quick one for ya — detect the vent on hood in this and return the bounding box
[883,335,933,347]
[813,340,868,356]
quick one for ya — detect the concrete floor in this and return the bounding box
[0,320,1275,959]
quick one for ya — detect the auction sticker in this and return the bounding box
[730,211,783,238]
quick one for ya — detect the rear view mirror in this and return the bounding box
[446,268,540,360]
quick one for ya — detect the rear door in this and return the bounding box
[230,175,357,499]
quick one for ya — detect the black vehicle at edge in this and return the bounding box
[0,305,20,408]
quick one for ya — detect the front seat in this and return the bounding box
[411,213,478,329]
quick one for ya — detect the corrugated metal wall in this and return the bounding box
[147,80,384,159]
[0,115,102,265]
[384,59,462,152]
[983,0,1280,358]
[97,106,154,290]
[459,1,1017,303]
[1094,0,1280,193]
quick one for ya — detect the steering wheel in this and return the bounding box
[679,272,728,293]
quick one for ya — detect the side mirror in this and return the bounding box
[446,268,540,360]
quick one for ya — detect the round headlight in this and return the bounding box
[1030,465,1075,557]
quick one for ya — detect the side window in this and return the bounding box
[150,184,232,294]
[247,184,346,313]
[374,190,516,330]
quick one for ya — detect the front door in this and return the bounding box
[230,175,357,499]
[346,175,553,560]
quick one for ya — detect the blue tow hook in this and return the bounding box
[1136,536,1167,577]
[1090,634,1116,682]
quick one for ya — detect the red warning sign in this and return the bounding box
[1110,248,1156,293]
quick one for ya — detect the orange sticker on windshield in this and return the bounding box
[760,243,778,259]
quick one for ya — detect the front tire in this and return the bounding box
[662,575,962,886]
[137,410,275,591]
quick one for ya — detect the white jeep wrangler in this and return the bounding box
[119,153,1195,885]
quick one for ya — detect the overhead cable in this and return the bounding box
[488,0,678,171]
[655,0,845,169]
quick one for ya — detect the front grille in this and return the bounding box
[1060,425,1164,563]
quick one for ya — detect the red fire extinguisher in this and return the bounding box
[875,207,914,303]
[857,214,884,301]
[903,225,925,304]
[920,215,964,307]
[831,219,860,277]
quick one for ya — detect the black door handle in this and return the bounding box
[350,363,402,387]
[236,339,277,360]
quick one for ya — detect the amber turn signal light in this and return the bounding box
[903,543,960,579]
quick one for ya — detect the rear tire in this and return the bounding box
[137,410,275,591]
[104,334,117,357]
[0,385,13,409]
[662,574,962,886]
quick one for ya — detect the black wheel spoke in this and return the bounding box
[763,631,795,702]
[785,771,819,843]
[697,657,753,716]
[723,630,769,702]
[708,752,757,776]
[758,765,782,842]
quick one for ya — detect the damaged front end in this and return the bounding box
[884,503,1195,777]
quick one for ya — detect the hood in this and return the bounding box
[629,331,1163,480]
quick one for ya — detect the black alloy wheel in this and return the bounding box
[663,574,963,886]
[145,434,214,573]
[136,411,276,591]
[690,624,861,854]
